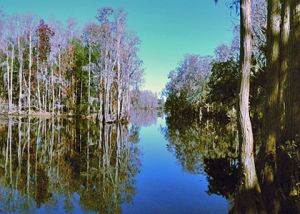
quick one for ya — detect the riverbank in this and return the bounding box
[0,111,132,125]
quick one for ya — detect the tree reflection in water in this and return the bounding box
[162,114,300,213]
[0,117,141,213]
[130,108,162,127]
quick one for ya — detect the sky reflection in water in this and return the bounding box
[0,113,229,213]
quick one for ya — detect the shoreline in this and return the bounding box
[0,111,131,124]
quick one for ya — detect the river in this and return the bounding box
[0,112,231,213]
[2,110,299,213]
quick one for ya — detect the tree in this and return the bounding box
[23,14,38,114]
[164,54,212,117]
[261,0,281,197]
[285,0,300,142]
[0,8,144,120]
[207,60,239,112]
[238,0,261,194]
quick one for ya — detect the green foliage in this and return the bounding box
[164,89,198,118]
[164,58,240,121]
[73,40,89,114]
[207,60,239,109]
[164,54,212,117]
[70,40,99,115]
[279,141,297,159]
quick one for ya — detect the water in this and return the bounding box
[0,113,230,213]
[123,117,228,214]
[2,111,300,213]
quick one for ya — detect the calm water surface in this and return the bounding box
[0,112,231,213]
[122,117,228,214]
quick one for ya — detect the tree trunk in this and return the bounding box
[10,45,14,113]
[88,45,91,115]
[18,36,23,114]
[58,52,61,115]
[28,34,32,114]
[99,78,103,121]
[279,0,290,124]
[37,55,42,112]
[285,0,300,141]
[43,68,47,111]
[239,0,260,192]
[51,60,55,115]
[104,81,110,122]
[261,0,281,193]
[231,1,265,213]
[117,53,122,121]
[6,44,11,113]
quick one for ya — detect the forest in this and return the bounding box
[164,0,300,213]
[1,0,300,213]
[0,7,162,122]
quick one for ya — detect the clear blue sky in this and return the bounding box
[0,0,234,93]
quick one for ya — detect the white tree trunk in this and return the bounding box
[10,45,14,113]
[88,45,91,115]
[5,44,11,113]
[37,55,42,112]
[58,52,61,115]
[51,60,55,115]
[18,36,23,114]
[239,0,260,191]
[28,34,32,114]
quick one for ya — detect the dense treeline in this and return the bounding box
[0,8,144,122]
[164,0,300,212]
[164,54,213,118]
[164,4,264,122]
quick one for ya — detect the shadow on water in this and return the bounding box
[161,113,300,213]
[0,116,141,213]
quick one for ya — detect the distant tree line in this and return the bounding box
[0,8,144,122]
[131,90,162,110]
